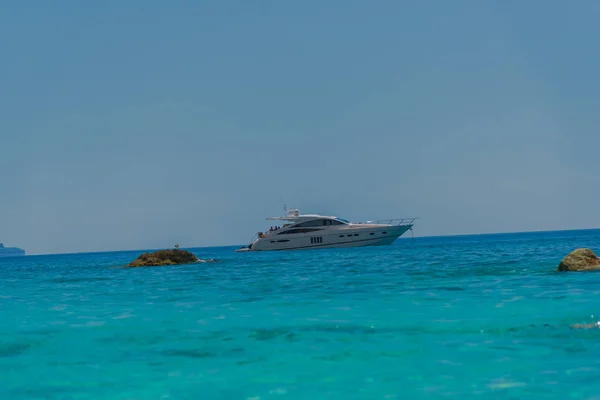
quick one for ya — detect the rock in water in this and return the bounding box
[128,249,199,267]
[557,248,600,272]
[571,322,600,329]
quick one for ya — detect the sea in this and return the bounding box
[2,229,600,400]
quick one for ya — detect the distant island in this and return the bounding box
[0,243,25,257]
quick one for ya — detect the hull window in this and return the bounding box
[295,219,344,228]
[278,228,322,235]
[323,220,344,226]
[310,237,323,244]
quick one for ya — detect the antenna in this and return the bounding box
[281,196,287,213]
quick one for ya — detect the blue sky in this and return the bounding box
[1,0,599,254]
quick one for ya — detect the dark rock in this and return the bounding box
[557,248,600,272]
[128,249,199,267]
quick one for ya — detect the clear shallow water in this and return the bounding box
[2,230,600,399]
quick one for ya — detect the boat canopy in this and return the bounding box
[266,208,348,224]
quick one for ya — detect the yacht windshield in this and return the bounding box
[336,218,350,224]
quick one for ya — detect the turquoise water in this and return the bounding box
[2,230,600,399]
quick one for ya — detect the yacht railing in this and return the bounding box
[247,224,288,244]
[246,232,259,244]
[355,217,418,226]
[250,229,273,242]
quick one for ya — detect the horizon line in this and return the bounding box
[14,226,600,257]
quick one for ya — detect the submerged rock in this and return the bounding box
[557,248,600,272]
[128,249,199,267]
[571,322,600,329]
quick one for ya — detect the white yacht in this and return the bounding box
[236,208,416,252]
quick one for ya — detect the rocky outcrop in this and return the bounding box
[128,249,199,267]
[557,248,600,272]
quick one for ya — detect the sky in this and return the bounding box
[1,0,599,254]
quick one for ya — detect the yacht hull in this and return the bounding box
[244,225,412,252]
